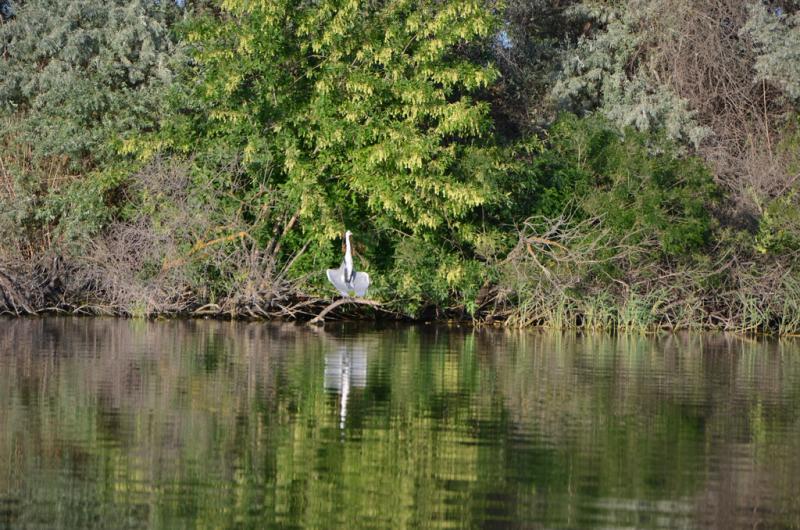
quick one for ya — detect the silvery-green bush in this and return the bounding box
[742,2,800,102]
[0,0,185,251]
[0,0,183,166]
[551,3,710,147]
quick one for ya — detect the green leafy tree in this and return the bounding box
[488,0,586,135]
[144,0,501,307]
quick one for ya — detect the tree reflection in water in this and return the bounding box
[0,318,798,529]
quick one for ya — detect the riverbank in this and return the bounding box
[2,0,800,337]
[3,254,799,336]
[0,259,390,321]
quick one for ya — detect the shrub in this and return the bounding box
[0,0,184,252]
[506,114,717,258]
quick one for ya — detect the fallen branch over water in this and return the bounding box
[308,298,382,325]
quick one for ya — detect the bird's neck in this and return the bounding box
[344,234,353,274]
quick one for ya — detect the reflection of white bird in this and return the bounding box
[326,230,370,297]
[338,354,350,430]
[323,342,368,430]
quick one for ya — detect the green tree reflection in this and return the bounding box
[0,319,799,529]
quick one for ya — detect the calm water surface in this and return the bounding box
[1,318,799,529]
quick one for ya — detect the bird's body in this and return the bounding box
[326,230,370,297]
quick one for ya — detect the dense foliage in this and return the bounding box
[1,0,799,332]
[0,0,183,251]
[135,0,503,312]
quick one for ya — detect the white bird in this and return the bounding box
[326,230,370,297]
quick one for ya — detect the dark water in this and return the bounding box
[1,319,799,529]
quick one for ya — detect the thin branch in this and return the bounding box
[308,297,382,325]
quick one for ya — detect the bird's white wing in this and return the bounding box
[352,271,370,297]
[326,266,350,297]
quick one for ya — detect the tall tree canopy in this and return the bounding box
[153,0,500,241]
